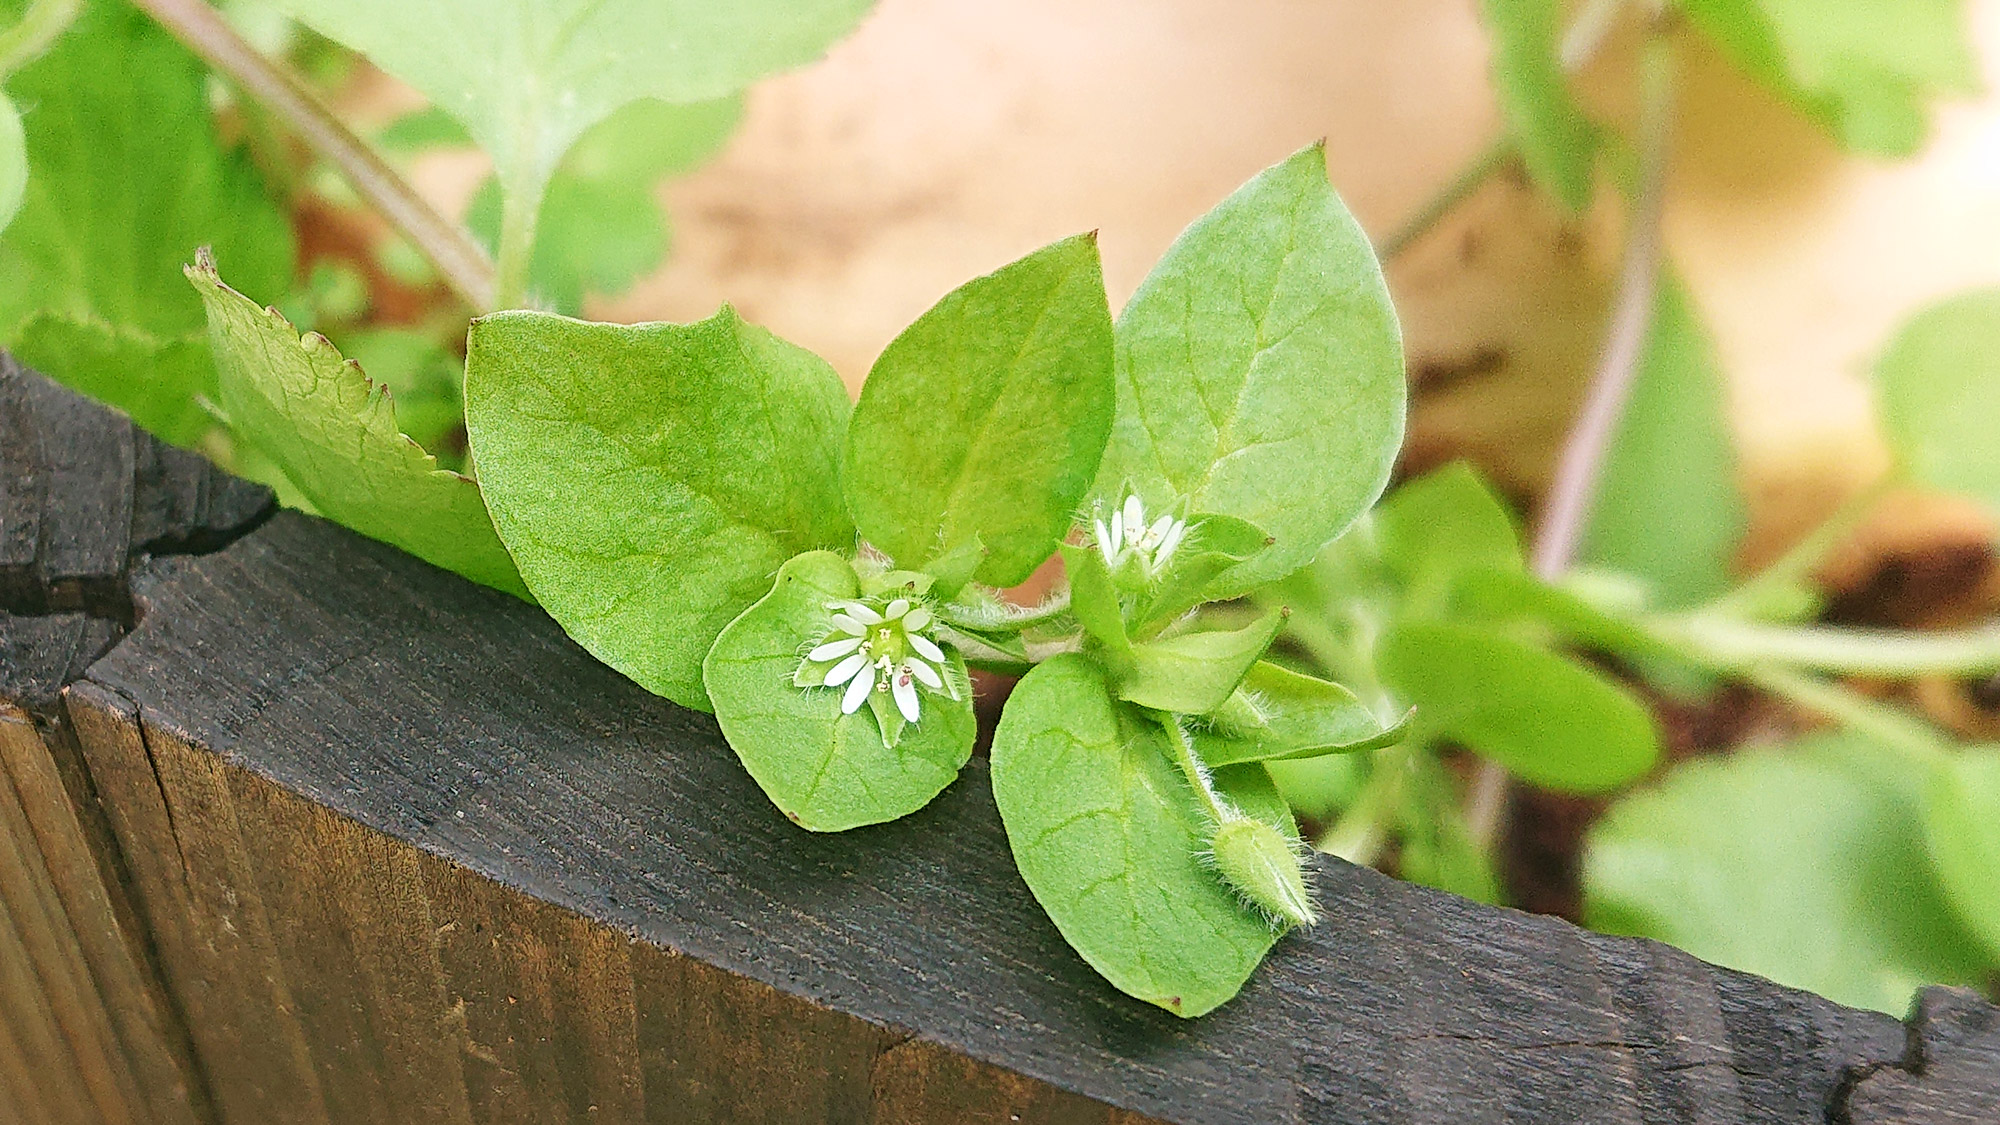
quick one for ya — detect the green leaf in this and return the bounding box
[189,258,527,599]
[845,234,1114,586]
[990,654,1282,1017]
[0,2,292,336]
[1677,0,1976,156]
[1200,662,1407,767]
[1398,752,1503,905]
[1119,610,1285,716]
[1265,753,1367,824]
[1586,734,1995,1015]
[1449,566,1697,672]
[1094,143,1405,598]
[336,328,466,470]
[1583,278,1746,607]
[1875,288,2000,515]
[1132,513,1273,629]
[9,313,216,448]
[1378,620,1659,793]
[465,306,852,709]
[0,93,22,235]
[1058,543,1131,662]
[1925,747,2000,961]
[1482,0,1598,210]
[703,552,975,831]
[465,97,741,313]
[1374,462,1523,617]
[271,0,870,211]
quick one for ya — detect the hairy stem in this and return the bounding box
[131,0,497,310]
[0,0,78,77]
[1160,715,1234,826]
[1378,138,1517,261]
[1468,29,1677,844]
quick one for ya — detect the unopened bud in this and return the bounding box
[1209,818,1316,927]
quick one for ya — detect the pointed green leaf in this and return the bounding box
[188,258,526,599]
[465,307,853,709]
[1095,143,1405,599]
[1119,610,1285,716]
[9,313,216,448]
[1583,279,1746,607]
[0,2,292,336]
[1482,0,1598,210]
[1587,734,1994,1015]
[1875,288,2000,516]
[704,552,975,831]
[1379,620,1659,793]
[1677,0,1975,156]
[1199,662,1407,766]
[991,655,1282,1017]
[1925,747,2000,961]
[271,0,870,221]
[846,234,1115,585]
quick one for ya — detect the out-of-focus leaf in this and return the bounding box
[1584,278,1745,608]
[1586,734,1995,1015]
[1374,462,1523,617]
[1925,747,2000,961]
[9,313,215,448]
[1481,0,1597,210]
[1874,288,2000,516]
[1677,0,1975,156]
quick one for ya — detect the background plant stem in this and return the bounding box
[492,165,544,310]
[131,0,497,311]
[0,0,78,78]
[1377,138,1517,261]
[1711,474,1896,615]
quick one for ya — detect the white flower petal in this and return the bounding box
[883,598,910,621]
[1123,495,1145,535]
[841,668,874,713]
[902,606,932,632]
[1158,519,1187,562]
[906,659,943,689]
[908,633,946,662]
[1109,509,1124,552]
[829,600,883,624]
[1145,513,1174,547]
[825,651,870,687]
[828,613,867,636]
[808,636,864,662]
[892,671,921,722]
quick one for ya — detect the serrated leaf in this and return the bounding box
[1874,288,2000,516]
[1119,610,1285,716]
[9,313,216,448]
[0,93,22,235]
[1925,747,2000,961]
[1378,620,1659,793]
[1374,462,1523,617]
[991,654,1283,1017]
[1095,143,1405,598]
[704,552,974,831]
[1583,278,1746,607]
[0,2,292,336]
[1482,0,1598,210]
[336,328,466,469]
[465,307,852,709]
[846,234,1115,586]
[1200,662,1407,767]
[189,258,526,598]
[1677,0,1975,156]
[465,97,741,313]
[1586,734,1994,1015]
[272,0,869,213]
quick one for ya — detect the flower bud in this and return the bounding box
[1209,818,1317,927]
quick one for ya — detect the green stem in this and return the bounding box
[492,164,546,310]
[1378,138,1516,261]
[1159,715,1234,826]
[0,0,77,78]
[1743,666,1949,768]
[1710,474,1896,616]
[940,590,1073,633]
[1662,616,2000,678]
[1317,748,1406,865]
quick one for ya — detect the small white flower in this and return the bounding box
[1094,494,1188,579]
[807,596,958,727]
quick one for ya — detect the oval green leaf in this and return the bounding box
[465,307,853,709]
[1118,610,1284,716]
[1378,620,1659,793]
[1373,462,1522,617]
[1875,288,2000,516]
[845,234,1115,585]
[188,258,526,599]
[991,655,1283,1017]
[704,552,974,832]
[1925,747,2000,961]
[1094,143,1405,598]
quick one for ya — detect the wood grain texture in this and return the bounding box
[54,507,1993,1124]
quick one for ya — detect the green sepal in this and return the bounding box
[1059,542,1132,664]
[1198,662,1409,767]
[1117,609,1285,716]
[919,534,988,601]
[1132,513,1274,631]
